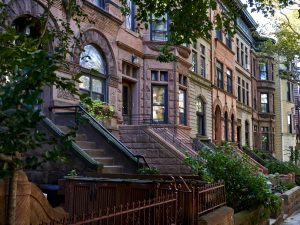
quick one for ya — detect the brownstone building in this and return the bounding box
[4,0,284,183]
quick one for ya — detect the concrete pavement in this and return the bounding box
[282,210,300,225]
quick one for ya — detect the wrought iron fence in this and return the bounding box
[41,177,226,225]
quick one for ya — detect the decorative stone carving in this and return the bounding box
[57,88,76,101]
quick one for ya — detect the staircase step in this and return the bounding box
[57,125,71,133]
[84,149,106,157]
[102,165,123,174]
[94,157,114,165]
[76,141,97,149]
[75,134,87,141]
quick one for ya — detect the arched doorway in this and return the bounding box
[224,112,228,141]
[215,106,222,143]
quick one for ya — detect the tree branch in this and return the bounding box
[0,153,13,163]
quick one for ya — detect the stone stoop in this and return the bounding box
[119,125,192,175]
[58,126,123,174]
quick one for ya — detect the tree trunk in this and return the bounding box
[7,169,18,225]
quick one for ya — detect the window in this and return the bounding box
[196,98,206,136]
[254,97,257,110]
[79,44,107,101]
[245,121,249,146]
[261,93,269,113]
[151,14,168,41]
[13,15,41,39]
[179,74,187,86]
[152,86,167,123]
[226,69,232,94]
[89,0,105,9]
[216,61,224,89]
[151,71,168,82]
[236,38,240,63]
[125,0,135,31]
[259,63,268,80]
[238,77,241,102]
[179,89,187,125]
[246,83,249,106]
[225,33,231,49]
[241,43,244,66]
[287,82,291,101]
[253,59,256,77]
[224,112,228,141]
[288,114,292,133]
[261,127,269,151]
[200,44,206,77]
[242,80,245,104]
[216,29,222,41]
[231,114,235,142]
[192,50,198,73]
[122,61,138,78]
[245,47,249,69]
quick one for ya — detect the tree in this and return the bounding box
[120,0,299,45]
[0,1,85,224]
[260,9,300,84]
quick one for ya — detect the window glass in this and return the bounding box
[152,86,167,123]
[79,75,90,90]
[80,45,107,74]
[179,89,186,125]
[259,63,267,80]
[151,14,168,41]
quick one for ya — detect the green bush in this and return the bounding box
[273,180,296,193]
[82,97,115,121]
[137,167,160,175]
[185,143,281,213]
[266,160,300,175]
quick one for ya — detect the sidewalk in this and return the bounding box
[282,209,300,225]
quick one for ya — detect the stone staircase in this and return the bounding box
[59,126,123,174]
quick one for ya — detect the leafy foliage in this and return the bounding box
[137,167,160,175]
[185,143,281,213]
[0,0,85,176]
[266,160,300,175]
[82,97,115,121]
[119,0,298,61]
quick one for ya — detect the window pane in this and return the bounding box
[80,45,107,74]
[92,78,103,94]
[160,72,168,81]
[151,71,159,81]
[153,106,165,121]
[153,86,165,105]
[79,75,90,90]
[261,94,268,103]
[259,63,267,80]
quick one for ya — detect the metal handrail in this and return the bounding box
[49,105,149,168]
[151,127,197,156]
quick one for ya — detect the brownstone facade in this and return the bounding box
[5,0,284,176]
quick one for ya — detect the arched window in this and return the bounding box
[196,98,205,136]
[245,120,249,146]
[231,114,235,142]
[79,44,107,101]
[13,15,41,38]
[224,112,228,141]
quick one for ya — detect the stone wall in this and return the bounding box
[282,186,300,215]
[198,207,234,225]
[120,125,191,175]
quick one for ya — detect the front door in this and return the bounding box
[122,84,132,124]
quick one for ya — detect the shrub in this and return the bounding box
[82,97,115,121]
[266,160,300,175]
[185,143,281,213]
[137,167,160,175]
[273,180,296,193]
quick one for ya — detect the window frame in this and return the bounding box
[150,14,169,41]
[216,61,224,89]
[261,93,269,113]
